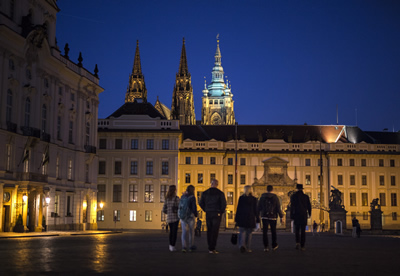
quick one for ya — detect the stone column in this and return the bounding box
[36,188,44,232]
[22,190,28,231]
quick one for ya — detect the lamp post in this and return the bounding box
[22,193,28,230]
[45,196,50,231]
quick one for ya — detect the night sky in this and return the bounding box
[56,0,400,132]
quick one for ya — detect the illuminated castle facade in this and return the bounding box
[0,0,103,232]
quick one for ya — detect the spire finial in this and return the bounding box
[178,37,189,75]
[183,37,185,44]
[216,33,219,43]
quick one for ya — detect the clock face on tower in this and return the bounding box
[212,115,222,125]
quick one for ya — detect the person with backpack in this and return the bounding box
[162,185,180,252]
[179,185,198,252]
[235,185,260,253]
[258,185,283,251]
[290,184,311,251]
[199,179,227,254]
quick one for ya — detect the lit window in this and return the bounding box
[305,175,311,185]
[97,210,104,221]
[227,192,233,205]
[113,210,120,221]
[130,210,137,222]
[362,193,368,206]
[145,210,153,222]
[350,193,356,206]
[145,185,154,203]
[67,159,73,180]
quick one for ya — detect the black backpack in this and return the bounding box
[263,196,275,218]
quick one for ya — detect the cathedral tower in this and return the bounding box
[125,40,147,103]
[171,38,196,125]
[201,36,235,125]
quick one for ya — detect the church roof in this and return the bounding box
[154,97,171,119]
[106,100,165,119]
[180,125,399,144]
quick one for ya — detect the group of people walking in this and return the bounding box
[162,180,311,253]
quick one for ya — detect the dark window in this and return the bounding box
[379,175,385,186]
[362,193,368,206]
[363,212,368,220]
[350,159,355,166]
[114,161,121,175]
[185,173,191,183]
[113,185,122,202]
[162,139,169,150]
[228,174,233,184]
[392,212,397,221]
[115,139,122,149]
[391,193,397,207]
[6,90,12,122]
[318,175,321,185]
[99,139,106,149]
[130,161,138,175]
[240,158,246,166]
[198,157,203,164]
[240,175,246,185]
[305,159,311,166]
[160,185,168,202]
[98,161,106,175]
[198,173,203,184]
[25,98,31,127]
[379,193,386,206]
[210,157,216,165]
[185,157,191,164]
[391,176,396,186]
[66,196,71,216]
[228,158,233,165]
[131,139,138,149]
[97,184,106,203]
[338,175,343,185]
[146,139,154,150]
[361,159,366,167]
[161,161,169,175]
[390,159,395,167]
[350,175,355,186]
[197,191,203,203]
[379,159,384,167]
[113,210,120,221]
[57,116,62,140]
[350,193,356,206]
[362,175,367,186]
[68,121,73,144]
[337,159,342,166]
[146,161,153,175]
[210,173,216,181]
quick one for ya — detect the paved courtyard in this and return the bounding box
[0,230,399,275]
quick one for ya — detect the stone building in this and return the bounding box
[179,125,400,229]
[0,0,103,232]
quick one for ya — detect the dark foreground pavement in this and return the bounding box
[0,230,399,275]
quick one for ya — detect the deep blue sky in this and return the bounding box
[56,0,400,132]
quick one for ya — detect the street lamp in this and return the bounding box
[22,194,27,202]
[99,202,104,209]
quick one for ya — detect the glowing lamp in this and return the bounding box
[83,201,87,208]
[99,202,104,209]
[45,197,51,204]
[22,194,28,202]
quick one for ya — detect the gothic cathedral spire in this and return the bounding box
[125,40,148,103]
[201,35,235,125]
[171,38,196,125]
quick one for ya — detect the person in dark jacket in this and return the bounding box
[235,185,260,253]
[258,185,283,251]
[199,179,227,254]
[180,185,198,252]
[290,184,311,251]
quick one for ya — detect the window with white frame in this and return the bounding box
[67,159,73,180]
